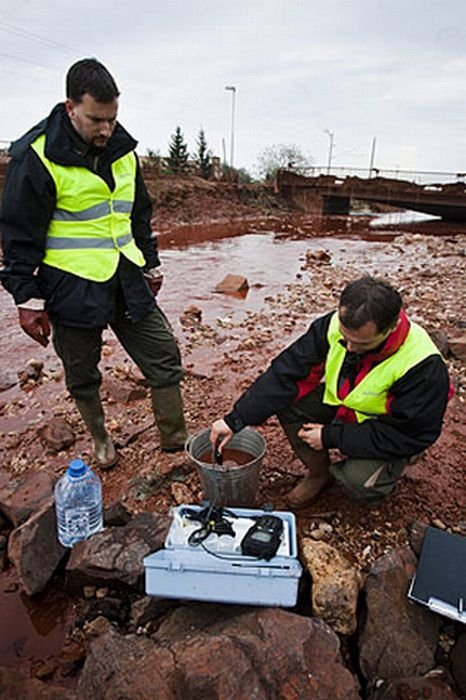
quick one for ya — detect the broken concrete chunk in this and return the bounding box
[215,274,249,293]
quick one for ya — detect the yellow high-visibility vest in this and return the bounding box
[31,134,146,281]
[323,311,441,422]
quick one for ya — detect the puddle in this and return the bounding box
[157,228,416,330]
[0,567,74,668]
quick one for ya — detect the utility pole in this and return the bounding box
[221,137,227,170]
[225,85,236,170]
[369,137,377,177]
[324,129,334,175]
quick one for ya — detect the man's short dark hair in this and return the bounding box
[339,276,402,333]
[66,58,120,103]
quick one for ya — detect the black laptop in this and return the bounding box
[408,526,466,624]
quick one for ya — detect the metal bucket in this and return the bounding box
[186,428,266,507]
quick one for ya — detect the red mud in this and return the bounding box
[0,211,465,681]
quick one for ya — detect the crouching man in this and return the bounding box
[210,276,451,507]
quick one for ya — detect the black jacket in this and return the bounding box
[0,103,159,327]
[224,312,451,460]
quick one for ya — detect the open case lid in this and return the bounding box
[408,526,466,624]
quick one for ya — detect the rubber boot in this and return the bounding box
[75,396,118,469]
[280,421,332,509]
[150,385,188,452]
[285,451,332,509]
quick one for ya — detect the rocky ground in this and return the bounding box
[0,185,465,696]
[3,224,464,559]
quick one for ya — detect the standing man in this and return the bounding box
[210,276,451,507]
[0,58,187,468]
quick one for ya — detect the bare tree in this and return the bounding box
[256,144,313,180]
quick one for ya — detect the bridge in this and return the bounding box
[276,167,466,222]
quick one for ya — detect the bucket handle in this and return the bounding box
[184,434,194,454]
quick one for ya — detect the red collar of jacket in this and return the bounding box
[364,309,410,364]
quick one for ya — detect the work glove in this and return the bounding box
[18,308,51,347]
[144,266,164,296]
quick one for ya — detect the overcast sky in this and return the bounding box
[0,0,465,177]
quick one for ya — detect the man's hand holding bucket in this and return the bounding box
[210,419,233,453]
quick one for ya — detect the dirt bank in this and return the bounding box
[143,172,290,231]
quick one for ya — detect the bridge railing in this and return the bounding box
[298,165,466,186]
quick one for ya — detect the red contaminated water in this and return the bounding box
[0,568,74,667]
[199,447,254,469]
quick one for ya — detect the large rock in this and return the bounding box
[65,512,170,592]
[8,498,67,595]
[78,606,360,699]
[358,547,440,687]
[0,471,55,527]
[78,625,174,699]
[0,666,78,699]
[301,538,362,635]
[37,418,75,452]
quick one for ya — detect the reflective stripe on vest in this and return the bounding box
[323,311,441,422]
[52,199,133,222]
[31,134,146,282]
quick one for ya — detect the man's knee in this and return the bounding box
[329,458,407,505]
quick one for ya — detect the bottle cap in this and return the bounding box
[67,459,88,478]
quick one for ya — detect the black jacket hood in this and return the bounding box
[8,103,138,166]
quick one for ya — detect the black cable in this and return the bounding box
[187,511,235,546]
[199,542,292,569]
[188,526,211,546]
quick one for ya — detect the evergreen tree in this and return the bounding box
[168,126,189,173]
[196,128,212,179]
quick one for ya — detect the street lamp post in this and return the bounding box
[324,129,334,175]
[225,85,236,170]
[368,136,377,178]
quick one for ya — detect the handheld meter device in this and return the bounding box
[240,515,283,560]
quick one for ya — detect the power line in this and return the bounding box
[0,19,80,55]
[0,50,58,71]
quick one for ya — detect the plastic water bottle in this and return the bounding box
[55,459,103,547]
